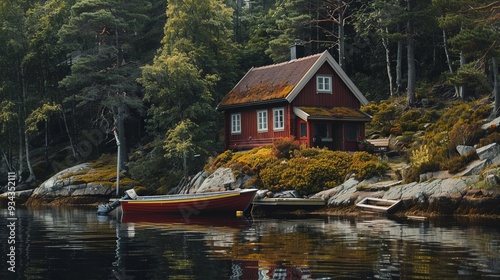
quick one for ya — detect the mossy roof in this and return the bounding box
[297,106,372,121]
[218,53,322,109]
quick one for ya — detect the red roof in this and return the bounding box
[218,53,322,108]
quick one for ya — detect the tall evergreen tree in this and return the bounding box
[139,0,239,177]
[237,0,275,70]
[58,0,151,169]
[434,0,471,99]
[447,1,499,110]
[0,0,43,182]
[25,0,73,168]
[266,0,314,62]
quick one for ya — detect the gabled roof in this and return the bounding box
[217,51,368,110]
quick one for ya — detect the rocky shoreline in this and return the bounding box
[310,176,500,218]
[1,143,500,218]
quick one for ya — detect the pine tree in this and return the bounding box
[58,0,152,169]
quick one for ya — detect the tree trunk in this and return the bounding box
[459,53,467,99]
[2,148,13,173]
[443,29,453,74]
[44,120,49,167]
[4,128,13,172]
[406,0,416,106]
[24,131,36,183]
[493,56,500,118]
[442,29,460,96]
[114,95,129,170]
[21,68,36,183]
[17,105,24,176]
[382,30,394,96]
[338,0,346,71]
[61,108,79,160]
[396,23,403,94]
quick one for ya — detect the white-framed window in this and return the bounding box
[257,110,268,132]
[231,113,241,134]
[316,75,332,93]
[273,107,284,131]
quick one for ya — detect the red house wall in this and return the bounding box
[291,64,360,108]
[225,103,291,150]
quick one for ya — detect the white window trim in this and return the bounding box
[231,113,241,134]
[273,107,285,131]
[257,110,268,132]
[316,75,332,94]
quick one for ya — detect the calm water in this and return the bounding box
[1,207,499,279]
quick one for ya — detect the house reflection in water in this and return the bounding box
[231,260,315,280]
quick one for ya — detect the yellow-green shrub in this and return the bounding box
[208,144,392,195]
[206,147,275,185]
[362,101,403,135]
[260,150,352,195]
[350,152,389,180]
[209,150,234,170]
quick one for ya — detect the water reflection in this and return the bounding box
[0,207,499,279]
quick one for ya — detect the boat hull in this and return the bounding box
[356,197,401,213]
[120,189,257,215]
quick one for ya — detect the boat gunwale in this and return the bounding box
[121,188,258,203]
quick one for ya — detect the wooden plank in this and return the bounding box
[367,138,390,147]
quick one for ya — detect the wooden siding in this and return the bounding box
[222,57,367,151]
[291,64,360,108]
[225,104,291,150]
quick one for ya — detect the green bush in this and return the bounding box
[362,101,403,135]
[350,152,389,180]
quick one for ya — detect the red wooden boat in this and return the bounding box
[119,188,258,215]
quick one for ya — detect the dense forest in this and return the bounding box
[0,0,499,191]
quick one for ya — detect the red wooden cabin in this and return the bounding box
[217,48,371,151]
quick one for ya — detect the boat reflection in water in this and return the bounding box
[2,207,498,279]
[116,212,327,279]
[120,212,252,228]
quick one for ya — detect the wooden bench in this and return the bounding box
[366,138,390,153]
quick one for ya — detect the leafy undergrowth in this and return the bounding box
[363,96,498,183]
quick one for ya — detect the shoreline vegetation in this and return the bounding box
[1,1,500,220]
[2,98,500,218]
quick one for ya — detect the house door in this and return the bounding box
[332,124,344,151]
[313,122,332,149]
